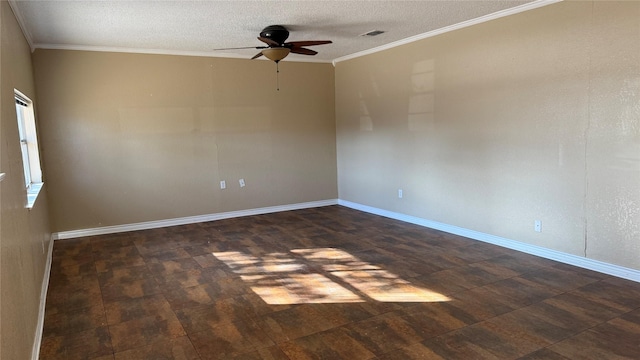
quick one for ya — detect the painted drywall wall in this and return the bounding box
[0,1,52,359]
[32,50,337,232]
[335,1,639,270]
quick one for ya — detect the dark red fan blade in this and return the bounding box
[290,47,318,56]
[214,46,267,50]
[286,40,332,47]
[251,52,264,59]
[258,37,280,46]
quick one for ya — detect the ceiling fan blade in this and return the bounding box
[290,47,317,56]
[215,46,267,50]
[258,37,280,46]
[286,40,332,47]
[251,52,264,60]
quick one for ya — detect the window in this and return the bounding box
[15,89,43,208]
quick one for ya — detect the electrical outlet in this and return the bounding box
[398,189,403,198]
[239,178,245,187]
[534,220,542,233]
[220,180,226,189]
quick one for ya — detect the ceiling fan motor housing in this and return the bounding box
[260,25,289,45]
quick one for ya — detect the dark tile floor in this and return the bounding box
[40,206,640,359]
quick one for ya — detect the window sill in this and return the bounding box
[27,182,43,209]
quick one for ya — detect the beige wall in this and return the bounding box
[1,0,635,357]
[33,50,337,232]
[0,1,52,359]
[336,1,640,270]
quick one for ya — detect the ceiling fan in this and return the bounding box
[216,25,332,63]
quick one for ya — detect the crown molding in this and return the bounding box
[7,0,35,51]
[332,0,562,65]
[32,43,333,63]
[11,0,560,65]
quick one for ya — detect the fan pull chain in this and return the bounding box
[276,61,280,91]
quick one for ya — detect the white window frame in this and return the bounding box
[15,89,43,208]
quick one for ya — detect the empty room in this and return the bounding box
[1,0,639,359]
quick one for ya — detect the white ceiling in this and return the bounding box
[9,0,557,63]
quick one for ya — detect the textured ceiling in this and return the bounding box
[9,0,556,63]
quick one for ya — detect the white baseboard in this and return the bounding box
[53,199,338,240]
[32,235,54,360]
[50,197,639,283]
[338,200,640,283]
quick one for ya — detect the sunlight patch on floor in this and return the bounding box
[212,247,450,304]
[213,251,305,274]
[240,273,364,304]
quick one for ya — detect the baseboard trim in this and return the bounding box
[338,200,640,283]
[52,199,339,240]
[50,198,639,283]
[32,235,54,360]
